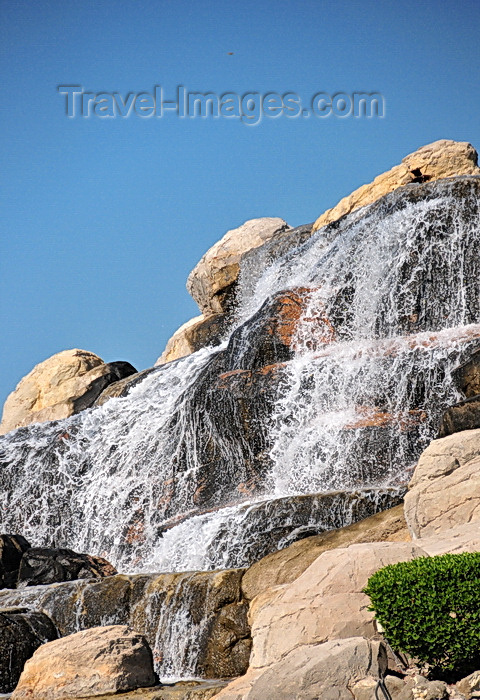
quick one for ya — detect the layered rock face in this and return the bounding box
[1,140,479,698]
[0,175,479,577]
[0,349,136,435]
[0,568,251,681]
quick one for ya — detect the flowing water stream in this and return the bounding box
[0,176,479,679]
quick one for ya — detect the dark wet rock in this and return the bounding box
[78,680,228,699]
[17,547,117,588]
[0,569,251,681]
[241,503,409,601]
[72,360,138,412]
[0,534,31,589]
[438,395,480,437]
[0,607,58,692]
[201,488,405,570]
[94,367,160,406]
[453,348,480,398]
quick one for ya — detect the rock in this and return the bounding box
[156,313,230,365]
[241,504,410,601]
[0,534,31,588]
[17,547,117,588]
[453,348,480,398]
[80,680,228,699]
[247,541,425,669]
[457,670,480,699]
[11,625,156,700]
[312,140,480,231]
[352,675,415,700]
[412,675,449,700]
[215,637,387,700]
[418,522,480,556]
[195,488,404,576]
[404,428,480,537]
[187,218,290,315]
[0,350,137,434]
[0,568,251,681]
[0,607,58,693]
[438,396,480,437]
[94,367,158,407]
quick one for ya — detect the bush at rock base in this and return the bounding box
[364,552,480,680]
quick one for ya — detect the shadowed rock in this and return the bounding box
[17,547,117,588]
[0,534,30,589]
[0,607,57,693]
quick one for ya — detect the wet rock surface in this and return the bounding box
[81,681,228,699]
[0,607,57,693]
[0,568,251,681]
[438,395,480,437]
[17,547,117,588]
[0,535,30,589]
[241,503,409,601]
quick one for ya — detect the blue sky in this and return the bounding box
[1,0,479,408]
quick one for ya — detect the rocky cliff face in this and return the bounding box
[0,141,479,696]
[0,174,479,577]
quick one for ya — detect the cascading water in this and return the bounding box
[0,176,479,679]
[1,177,479,573]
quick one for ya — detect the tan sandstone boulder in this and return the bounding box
[241,504,410,601]
[11,625,156,700]
[155,313,229,365]
[313,140,480,231]
[404,428,480,537]
[247,541,425,670]
[186,217,290,316]
[215,637,387,700]
[0,349,136,434]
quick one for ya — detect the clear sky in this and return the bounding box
[1,0,479,408]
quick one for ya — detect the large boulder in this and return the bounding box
[17,547,117,588]
[186,218,290,316]
[312,140,480,231]
[0,534,31,589]
[0,607,58,692]
[247,541,424,670]
[156,313,230,365]
[241,504,409,601]
[11,625,156,700]
[215,637,387,700]
[404,428,480,537]
[0,350,137,434]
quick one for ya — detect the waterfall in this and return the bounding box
[1,177,479,577]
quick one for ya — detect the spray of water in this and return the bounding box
[0,178,479,573]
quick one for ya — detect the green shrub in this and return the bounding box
[363,552,480,679]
